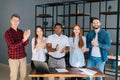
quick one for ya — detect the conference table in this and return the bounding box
[28,67,105,79]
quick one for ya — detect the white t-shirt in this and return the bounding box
[91,33,101,57]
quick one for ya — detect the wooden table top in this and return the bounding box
[28,67,105,78]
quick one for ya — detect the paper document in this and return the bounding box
[79,68,97,75]
[56,69,68,72]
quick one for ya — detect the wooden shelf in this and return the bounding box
[111,42,120,45]
[44,27,53,31]
[105,68,120,76]
[100,11,118,15]
[37,14,52,18]
[102,28,120,29]
[63,27,90,32]
[84,29,90,32]
[58,13,90,17]
[63,27,72,29]
[45,29,53,31]
[85,0,114,2]
[45,2,64,6]
[108,55,120,60]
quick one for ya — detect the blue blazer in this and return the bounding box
[86,28,111,62]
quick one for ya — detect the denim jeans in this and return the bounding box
[86,56,106,80]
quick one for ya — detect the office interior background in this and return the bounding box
[0,0,119,80]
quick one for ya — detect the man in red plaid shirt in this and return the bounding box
[5,13,31,80]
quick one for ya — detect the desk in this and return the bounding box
[108,55,120,61]
[108,55,120,70]
[28,68,105,78]
[108,55,120,66]
[105,56,120,78]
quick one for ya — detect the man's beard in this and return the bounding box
[93,26,100,29]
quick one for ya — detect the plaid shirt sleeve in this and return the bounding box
[23,39,29,46]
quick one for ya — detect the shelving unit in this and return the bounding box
[35,1,92,36]
[35,0,119,79]
[35,4,55,36]
[99,0,120,79]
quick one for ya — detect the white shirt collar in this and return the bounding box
[54,33,62,37]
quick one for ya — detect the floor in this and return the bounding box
[0,64,117,80]
[0,64,31,80]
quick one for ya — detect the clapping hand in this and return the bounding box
[91,39,99,47]
[72,45,78,51]
[82,46,86,53]
[61,48,66,53]
[36,38,45,51]
[39,38,45,49]
[23,29,31,42]
[55,44,59,51]
[61,46,69,53]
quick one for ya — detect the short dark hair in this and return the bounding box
[11,13,20,20]
[90,17,100,23]
[54,23,63,28]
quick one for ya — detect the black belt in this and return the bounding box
[49,55,65,60]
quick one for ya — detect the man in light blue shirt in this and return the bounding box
[46,23,70,80]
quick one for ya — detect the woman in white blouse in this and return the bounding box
[31,26,47,80]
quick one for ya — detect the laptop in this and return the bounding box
[33,60,57,74]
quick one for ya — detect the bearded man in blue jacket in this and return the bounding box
[86,17,111,80]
